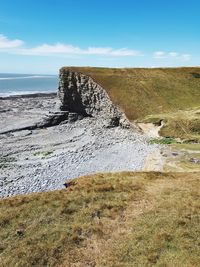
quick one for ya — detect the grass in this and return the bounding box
[163,143,200,172]
[149,137,178,145]
[33,150,53,158]
[63,67,200,120]
[171,143,200,151]
[1,172,200,266]
[61,67,200,142]
[1,67,200,266]
[141,107,200,142]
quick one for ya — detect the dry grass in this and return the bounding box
[1,172,200,266]
[62,67,200,120]
[163,143,200,172]
[141,107,200,142]
[62,67,200,142]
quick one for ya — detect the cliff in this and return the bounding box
[58,68,130,128]
[63,67,200,120]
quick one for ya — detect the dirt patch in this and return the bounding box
[138,121,164,138]
[143,150,165,171]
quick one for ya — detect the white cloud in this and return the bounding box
[0,34,24,49]
[17,43,82,55]
[0,34,192,64]
[153,51,167,58]
[181,54,191,61]
[153,51,191,61]
[168,52,179,57]
[0,34,141,57]
[17,44,141,57]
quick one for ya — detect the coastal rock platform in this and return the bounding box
[0,93,159,198]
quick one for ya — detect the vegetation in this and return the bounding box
[1,172,200,266]
[142,107,200,142]
[149,137,178,145]
[61,67,200,142]
[65,67,200,120]
[172,143,200,151]
[33,150,53,158]
[162,143,200,172]
[1,67,200,266]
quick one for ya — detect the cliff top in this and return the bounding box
[60,67,200,120]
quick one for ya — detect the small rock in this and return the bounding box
[189,158,200,164]
[16,228,25,236]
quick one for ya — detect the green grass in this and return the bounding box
[149,137,178,145]
[1,172,200,266]
[33,150,53,158]
[63,67,200,120]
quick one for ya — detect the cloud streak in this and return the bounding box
[0,34,192,62]
[0,34,141,57]
[153,51,191,61]
[0,34,24,49]
[17,44,141,57]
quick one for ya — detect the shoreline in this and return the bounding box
[0,92,57,100]
[0,94,159,198]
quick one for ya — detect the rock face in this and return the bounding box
[58,68,130,128]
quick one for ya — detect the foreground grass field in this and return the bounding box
[1,172,200,266]
[67,67,200,120]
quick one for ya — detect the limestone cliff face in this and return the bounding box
[58,68,130,128]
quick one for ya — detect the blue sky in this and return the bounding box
[0,0,199,74]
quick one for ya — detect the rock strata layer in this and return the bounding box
[58,68,130,128]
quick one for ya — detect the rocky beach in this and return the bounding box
[0,69,160,198]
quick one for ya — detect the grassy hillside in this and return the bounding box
[63,67,200,120]
[1,172,200,266]
[142,107,200,142]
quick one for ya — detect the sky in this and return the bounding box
[0,0,199,74]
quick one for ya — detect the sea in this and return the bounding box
[0,73,58,97]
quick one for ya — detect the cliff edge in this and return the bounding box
[58,68,130,128]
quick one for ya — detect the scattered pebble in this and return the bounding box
[0,95,160,198]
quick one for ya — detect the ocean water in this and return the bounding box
[0,73,58,97]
